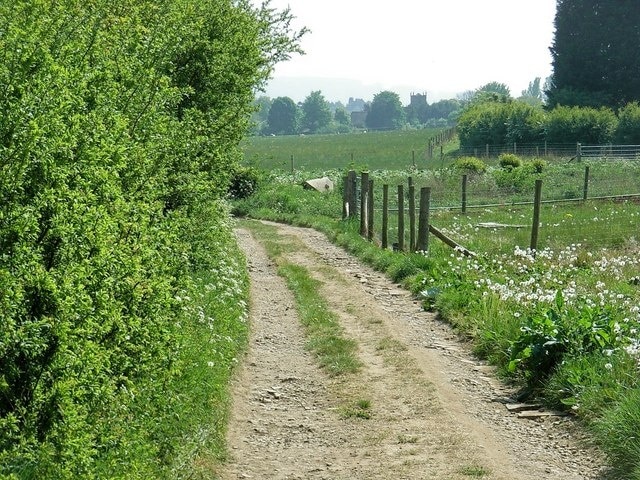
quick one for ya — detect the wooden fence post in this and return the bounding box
[342,174,348,219]
[417,187,431,252]
[347,170,357,218]
[382,184,389,249]
[291,154,294,173]
[530,179,543,252]
[461,174,468,214]
[367,179,374,242]
[360,172,369,237]
[397,185,405,251]
[408,177,416,252]
[577,143,582,162]
[583,165,590,201]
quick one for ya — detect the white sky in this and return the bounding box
[259,0,557,103]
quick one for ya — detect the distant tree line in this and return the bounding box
[253,0,640,146]
[250,89,464,136]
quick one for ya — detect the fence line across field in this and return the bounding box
[342,169,640,256]
[366,166,640,212]
[458,142,640,161]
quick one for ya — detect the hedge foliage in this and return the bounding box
[0,0,300,477]
[458,100,640,147]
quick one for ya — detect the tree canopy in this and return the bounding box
[366,91,406,130]
[267,96,299,134]
[548,0,640,108]
[300,90,332,133]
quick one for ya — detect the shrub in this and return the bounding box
[498,153,522,170]
[453,156,487,174]
[228,166,261,199]
[544,106,617,144]
[528,158,547,173]
[508,292,619,388]
[457,100,544,147]
[0,0,301,476]
[615,102,640,144]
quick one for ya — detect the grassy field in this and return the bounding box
[241,129,459,171]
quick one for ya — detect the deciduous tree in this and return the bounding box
[366,91,406,130]
[300,90,332,133]
[267,96,299,134]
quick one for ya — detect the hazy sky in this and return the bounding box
[259,0,557,103]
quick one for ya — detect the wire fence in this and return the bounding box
[344,162,640,255]
[457,143,640,161]
[457,142,579,159]
[581,144,640,160]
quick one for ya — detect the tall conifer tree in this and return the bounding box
[548,0,640,108]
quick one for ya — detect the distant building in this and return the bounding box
[350,111,367,129]
[409,92,428,108]
[346,97,366,113]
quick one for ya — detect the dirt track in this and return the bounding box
[220,221,608,479]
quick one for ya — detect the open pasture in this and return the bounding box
[241,129,456,171]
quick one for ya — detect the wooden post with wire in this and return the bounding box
[397,184,405,251]
[346,170,357,218]
[360,172,369,237]
[367,179,374,242]
[342,174,348,219]
[382,184,389,249]
[408,178,416,252]
[583,166,590,201]
[530,179,543,252]
[417,187,431,252]
[462,174,468,214]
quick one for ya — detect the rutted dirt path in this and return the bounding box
[220,220,608,479]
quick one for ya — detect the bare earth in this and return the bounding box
[220,221,609,480]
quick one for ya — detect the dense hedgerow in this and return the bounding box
[0,0,301,477]
[457,99,633,148]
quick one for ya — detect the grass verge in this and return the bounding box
[241,220,361,377]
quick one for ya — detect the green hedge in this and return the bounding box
[458,100,635,148]
[0,0,299,476]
